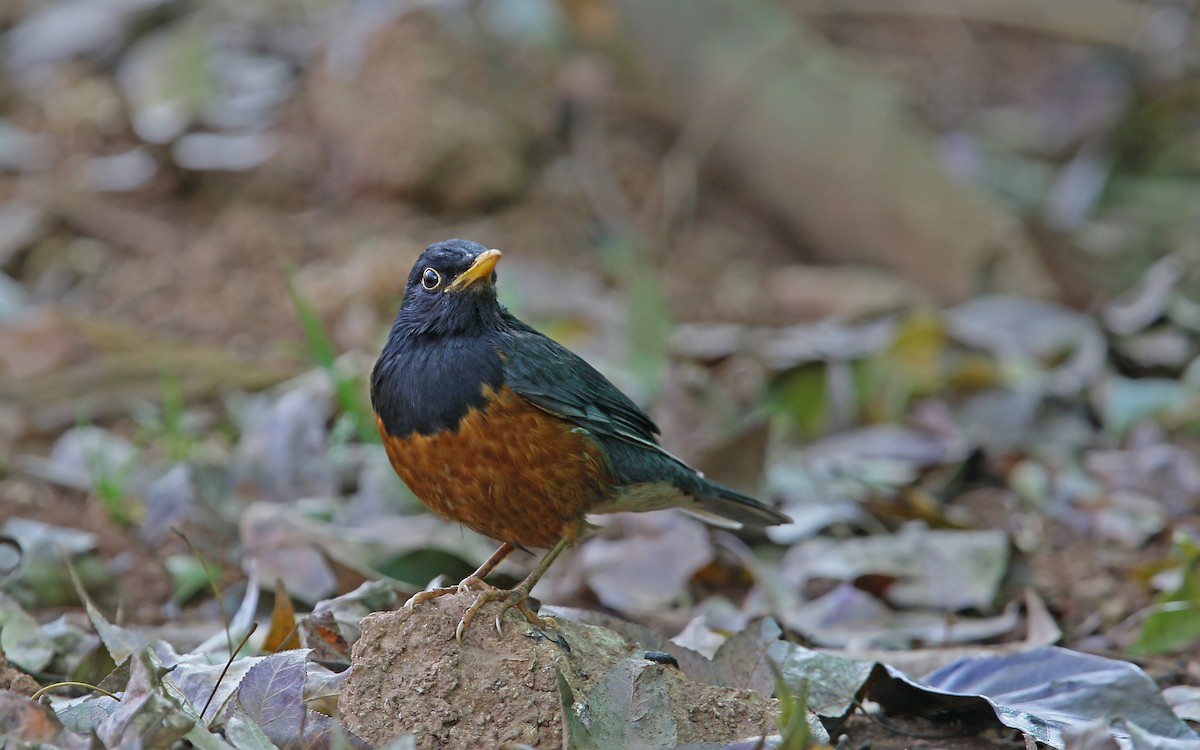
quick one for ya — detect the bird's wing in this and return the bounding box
[499,318,792,528]
[498,319,661,449]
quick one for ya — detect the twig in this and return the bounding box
[200,621,259,723]
[30,681,120,702]
[173,527,233,657]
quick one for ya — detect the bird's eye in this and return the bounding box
[421,268,441,291]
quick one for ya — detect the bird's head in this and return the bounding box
[396,239,504,336]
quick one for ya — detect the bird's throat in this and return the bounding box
[370,332,504,438]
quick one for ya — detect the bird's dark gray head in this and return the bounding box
[396,239,503,337]
[372,239,508,436]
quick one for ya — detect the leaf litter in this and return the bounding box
[5,267,1200,748]
[3,286,1198,749]
[0,2,1199,748]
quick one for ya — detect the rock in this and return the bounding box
[339,594,778,748]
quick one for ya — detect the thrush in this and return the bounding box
[371,239,790,638]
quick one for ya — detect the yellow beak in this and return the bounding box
[445,249,501,292]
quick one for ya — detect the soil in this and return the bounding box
[835,712,1027,750]
[339,593,779,748]
[0,651,39,696]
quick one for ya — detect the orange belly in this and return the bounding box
[377,386,613,548]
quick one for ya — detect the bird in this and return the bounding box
[370,239,790,639]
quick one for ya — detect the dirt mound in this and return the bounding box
[339,593,778,748]
[0,651,38,696]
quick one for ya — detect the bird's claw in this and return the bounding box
[455,575,492,595]
[404,585,456,609]
[453,587,555,643]
[405,575,498,611]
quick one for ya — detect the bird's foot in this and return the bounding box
[455,586,556,642]
[455,575,494,595]
[405,575,498,610]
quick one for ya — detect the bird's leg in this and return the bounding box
[455,519,583,641]
[404,542,515,609]
[455,542,516,593]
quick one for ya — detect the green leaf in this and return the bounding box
[287,271,378,445]
[165,554,219,603]
[772,665,811,750]
[776,642,875,721]
[602,239,671,396]
[1131,535,1200,655]
[767,365,829,437]
[1097,376,1197,436]
[374,549,478,590]
[558,668,599,750]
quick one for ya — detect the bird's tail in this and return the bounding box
[599,435,791,528]
[689,479,791,529]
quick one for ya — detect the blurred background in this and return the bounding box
[2,0,1200,696]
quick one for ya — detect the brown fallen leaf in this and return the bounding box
[0,692,77,745]
[263,578,302,653]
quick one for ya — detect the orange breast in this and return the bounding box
[376,385,614,549]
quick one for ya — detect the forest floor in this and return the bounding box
[2,2,1200,748]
